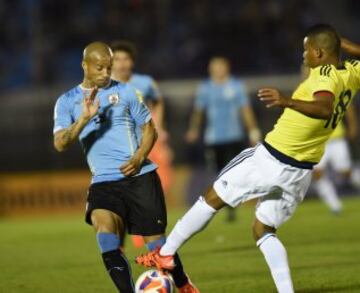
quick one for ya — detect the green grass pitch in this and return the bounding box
[1,198,360,292]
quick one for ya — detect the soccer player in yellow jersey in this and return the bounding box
[300,62,359,214]
[136,24,350,293]
[311,37,360,214]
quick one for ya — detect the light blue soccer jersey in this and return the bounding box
[53,80,157,183]
[195,77,249,145]
[129,73,161,104]
[129,73,162,142]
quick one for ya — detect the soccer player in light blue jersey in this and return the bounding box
[110,40,166,139]
[186,56,261,221]
[53,42,198,293]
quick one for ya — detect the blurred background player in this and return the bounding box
[313,105,358,214]
[313,37,360,214]
[53,42,198,293]
[111,40,174,248]
[110,40,173,191]
[302,65,358,214]
[185,56,261,221]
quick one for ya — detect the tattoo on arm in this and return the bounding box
[54,118,87,151]
[60,121,79,145]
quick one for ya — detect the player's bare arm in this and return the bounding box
[185,109,204,143]
[120,119,158,176]
[258,88,334,119]
[341,38,360,57]
[152,95,168,141]
[54,87,99,152]
[241,105,261,145]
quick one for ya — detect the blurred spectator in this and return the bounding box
[185,56,261,221]
[2,0,358,90]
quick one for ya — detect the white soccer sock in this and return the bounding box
[160,196,217,256]
[314,177,342,212]
[257,234,294,293]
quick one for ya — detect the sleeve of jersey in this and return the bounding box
[148,78,162,101]
[53,96,73,134]
[127,86,152,126]
[309,67,337,95]
[194,84,207,110]
[236,82,249,107]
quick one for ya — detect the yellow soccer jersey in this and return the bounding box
[265,64,345,163]
[329,122,345,140]
[329,59,360,140]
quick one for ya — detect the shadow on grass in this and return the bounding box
[297,283,360,292]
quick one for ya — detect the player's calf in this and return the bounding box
[252,217,276,241]
[92,210,135,293]
[253,218,294,293]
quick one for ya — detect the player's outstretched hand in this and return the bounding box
[258,88,290,109]
[81,86,100,122]
[120,154,144,177]
[341,38,360,57]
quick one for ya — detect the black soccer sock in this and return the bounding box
[168,253,189,288]
[102,249,135,293]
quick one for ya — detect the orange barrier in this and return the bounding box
[0,171,90,217]
[0,167,191,218]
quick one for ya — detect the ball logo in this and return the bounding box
[108,93,120,105]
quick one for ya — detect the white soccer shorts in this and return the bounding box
[315,138,351,172]
[213,144,312,228]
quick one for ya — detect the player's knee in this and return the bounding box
[91,210,118,234]
[204,186,226,210]
[252,218,276,241]
[313,169,323,181]
[340,170,351,180]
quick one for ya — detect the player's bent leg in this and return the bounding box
[143,235,199,292]
[253,218,294,293]
[313,169,342,214]
[91,209,135,293]
[160,186,224,257]
[252,217,276,241]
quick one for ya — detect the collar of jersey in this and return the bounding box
[79,80,113,91]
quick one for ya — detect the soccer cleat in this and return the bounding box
[135,248,175,271]
[178,279,200,293]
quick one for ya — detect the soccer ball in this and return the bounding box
[135,269,174,293]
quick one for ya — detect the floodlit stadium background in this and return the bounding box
[1,1,360,292]
[1,0,360,215]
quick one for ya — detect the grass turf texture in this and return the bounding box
[1,198,360,293]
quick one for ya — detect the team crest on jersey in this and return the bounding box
[108,93,120,105]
